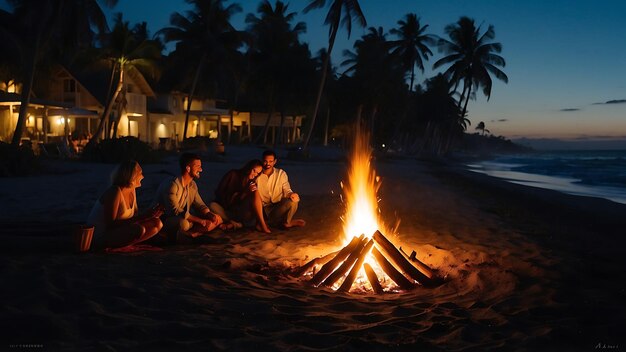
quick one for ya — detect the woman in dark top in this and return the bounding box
[211,159,271,233]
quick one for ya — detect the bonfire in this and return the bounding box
[295,127,437,293]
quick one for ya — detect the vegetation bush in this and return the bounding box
[81,137,161,164]
[457,133,532,154]
[180,137,225,155]
[0,141,39,177]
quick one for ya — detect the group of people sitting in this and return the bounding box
[86,150,306,250]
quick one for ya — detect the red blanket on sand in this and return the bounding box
[105,244,163,253]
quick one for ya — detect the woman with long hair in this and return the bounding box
[211,159,270,233]
[87,160,163,249]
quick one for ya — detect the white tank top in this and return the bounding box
[87,187,137,240]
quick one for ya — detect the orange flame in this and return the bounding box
[334,127,402,293]
[342,128,381,243]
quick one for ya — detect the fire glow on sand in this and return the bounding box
[294,126,437,294]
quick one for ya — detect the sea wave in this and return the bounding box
[467,150,626,204]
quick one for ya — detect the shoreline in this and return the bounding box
[463,150,626,205]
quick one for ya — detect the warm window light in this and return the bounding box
[7,80,17,93]
[57,117,65,125]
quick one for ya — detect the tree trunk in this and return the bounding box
[11,47,38,146]
[276,110,285,146]
[323,106,330,146]
[183,53,207,142]
[90,65,124,144]
[254,92,275,145]
[227,86,240,145]
[461,83,472,127]
[303,29,338,150]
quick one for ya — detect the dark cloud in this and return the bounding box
[490,119,508,123]
[560,108,580,112]
[592,99,626,105]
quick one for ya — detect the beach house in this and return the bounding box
[1,65,305,151]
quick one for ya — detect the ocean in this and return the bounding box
[466,150,626,204]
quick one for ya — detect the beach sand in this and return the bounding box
[1,146,625,351]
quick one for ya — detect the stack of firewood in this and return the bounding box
[293,230,436,293]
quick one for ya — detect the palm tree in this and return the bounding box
[302,0,366,149]
[342,26,404,142]
[434,16,508,125]
[156,0,243,142]
[2,0,116,146]
[246,0,307,144]
[89,14,161,143]
[389,13,435,92]
[413,74,463,155]
[475,121,490,135]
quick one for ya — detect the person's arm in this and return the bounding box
[190,182,209,214]
[280,170,299,201]
[190,181,223,226]
[161,179,184,217]
[100,187,121,230]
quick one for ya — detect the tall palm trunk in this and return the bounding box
[11,45,39,146]
[461,82,472,123]
[303,28,338,150]
[409,64,415,92]
[323,106,330,146]
[227,82,242,144]
[183,54,207,142]
[254,97,275,145]
[276,110,286,146]
[90,65,124,144]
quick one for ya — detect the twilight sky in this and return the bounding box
[5,0,626,141]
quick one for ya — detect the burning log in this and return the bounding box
[338,239,375,292]
[371,248,414,290]
[321,236,369,288]
[363,263,384,294]
[310,235,363,286]
[373,230,431,284]
[399,247,434,280]
[291,250,340,277]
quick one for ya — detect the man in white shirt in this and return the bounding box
[256,150,306,229]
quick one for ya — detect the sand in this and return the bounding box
[1,146,625,351]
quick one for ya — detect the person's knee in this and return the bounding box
[134,224,146,239]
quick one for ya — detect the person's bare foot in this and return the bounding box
[283,219,306,228]
[256,223,271,233]
[219,221,243,232]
